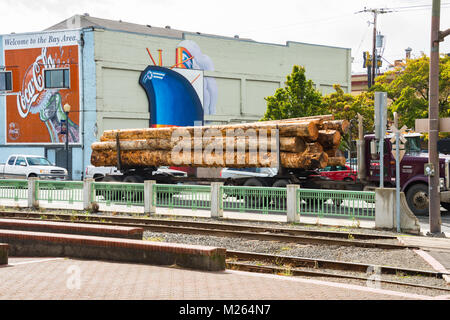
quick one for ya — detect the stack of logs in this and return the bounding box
[90,115,348,170]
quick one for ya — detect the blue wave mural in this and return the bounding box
[139,65,204,127]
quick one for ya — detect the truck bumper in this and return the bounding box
[38,174,68,181]
[440,191,450,203]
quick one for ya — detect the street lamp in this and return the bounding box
[63,103,71,180]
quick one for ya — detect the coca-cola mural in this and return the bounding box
[3,31,80,144]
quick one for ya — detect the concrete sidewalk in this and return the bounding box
[0,257,445,300]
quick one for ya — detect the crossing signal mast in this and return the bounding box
[356,7,393,88]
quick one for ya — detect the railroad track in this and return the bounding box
[226,250,450,292]
[1,210,448,292]
[0,210,408,249]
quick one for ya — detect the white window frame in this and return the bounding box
[44,68,70,89]
[0,71,13,92]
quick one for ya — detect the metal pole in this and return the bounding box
[66,111,69,180]
[371,11,377,87]
[396,130,401,233]
[379,106,384,188]
[429,0,441,234]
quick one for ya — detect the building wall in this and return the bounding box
[92,28,351,137]
[0,29,98,180]
[1,26,351,178]
[0,30,85,180]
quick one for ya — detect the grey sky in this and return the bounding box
[1,0,449,74]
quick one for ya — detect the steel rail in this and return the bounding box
[4,210,393,240]
[226,261,450,293]
[226,250,450,278]
[0,211,409,249]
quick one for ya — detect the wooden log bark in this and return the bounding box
[327,157,346,166]
[90,149,328,169]
[91,136,307,153]
[324,148,337,157]
[100,120,319,141]
[321,120,349,134]
[316,130,341,148]
[306,142,324,153]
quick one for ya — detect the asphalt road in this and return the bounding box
[417,207,450,235]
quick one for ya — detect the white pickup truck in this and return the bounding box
[0,155,68,180]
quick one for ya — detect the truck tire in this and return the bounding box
[123,175,144,203]
[441,202,450,212]
[243,178,265,209]
[272,179,289,210]
[406,183,429,216]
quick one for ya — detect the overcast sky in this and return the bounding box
[1,0,449,74]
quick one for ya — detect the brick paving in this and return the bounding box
[0,257,439,300]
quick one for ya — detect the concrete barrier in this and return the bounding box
[0,218,144,239]
[375,188,420,234]
[0,243,8,265]
[0,230,226,271]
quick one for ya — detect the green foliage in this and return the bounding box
[320,84,375,139]
[370,54,450,130]
[262,65,323,121]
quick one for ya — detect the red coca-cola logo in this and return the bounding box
[16,47,56,118]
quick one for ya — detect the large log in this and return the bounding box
[316,130,341,148]
[306,142,323,153]
[326,157,346,166]
[100,120,319,141]
[91,136,308,153]
[321,120,349,134]
[90,149,328,169]
[324,148,337,157]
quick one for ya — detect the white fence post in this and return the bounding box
[287,184,300,223]
[144,180,156,215]
[211,182,224,219]
[27,177,39,208]
[83,178,94,210]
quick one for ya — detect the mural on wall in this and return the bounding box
[3,31,80,144]
[176,40,218,116]
[139,65,204,127]
[139,40,218,128]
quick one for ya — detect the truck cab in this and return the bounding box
[364,133,450,215]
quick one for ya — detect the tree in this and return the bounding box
[320,84,374,139]
[261,65,323,121]
[370,54,450,130]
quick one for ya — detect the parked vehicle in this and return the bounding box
[0,155,68,180]
[318,165,357,182]
[85,165,122,180]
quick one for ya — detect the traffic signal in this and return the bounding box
[363,51,372,68]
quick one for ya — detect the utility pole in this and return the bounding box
[428,0,442,235]
[371,12,377,87]
[356,8,392,87]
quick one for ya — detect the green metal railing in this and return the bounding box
[153,184,211,210]
[35,180,84,204]
[0,179,377,221]
[296,188,375,219]
[220,186,287,214]
[0,179,28,201]
[91,182,145,207]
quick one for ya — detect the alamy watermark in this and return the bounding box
[66,265,82,290]
[170,127,280,167]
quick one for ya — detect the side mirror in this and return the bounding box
[20,163,27,166]
[370,140,377,157]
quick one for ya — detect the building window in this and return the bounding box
[0,71,12,91]
[44,69,70,89]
